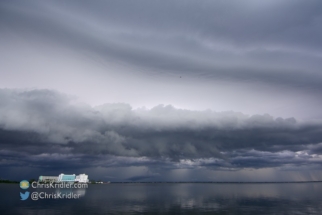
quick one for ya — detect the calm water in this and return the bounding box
[1,183,322,214]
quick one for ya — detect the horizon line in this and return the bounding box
[106,181,322,184]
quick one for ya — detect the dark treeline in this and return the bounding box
[110,181,322,184]
[0,179,19,183]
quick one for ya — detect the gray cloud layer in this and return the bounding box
[1,1,322,180]
[1,89,322,174]
[1,0,322,120]
[2,0,322,86]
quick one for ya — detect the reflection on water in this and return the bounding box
[55,188,86,198]
[1,183,322,214]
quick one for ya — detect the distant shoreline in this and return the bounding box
[106,181,322,184]
[0,180,19,184]
[1,180,322,184]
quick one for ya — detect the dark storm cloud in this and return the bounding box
[1,89,322,171]
[1,0,322,93]
[1,0,322,180]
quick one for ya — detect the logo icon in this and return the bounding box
[20,191,30,200]
[20,180,30,189]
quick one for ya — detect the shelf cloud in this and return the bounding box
[1,89,322,179]
[1,0,322,181]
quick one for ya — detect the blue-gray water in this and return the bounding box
[1,183,322,214]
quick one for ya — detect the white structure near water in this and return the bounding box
[75,174,89,183]
[39,173,89,183]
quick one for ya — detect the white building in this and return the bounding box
[75,174,89,183]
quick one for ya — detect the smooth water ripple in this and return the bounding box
[1,183,322,214]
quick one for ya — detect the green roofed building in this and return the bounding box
[38,176,58,183]
[58,174,76,183]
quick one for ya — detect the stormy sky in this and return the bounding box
[1,0,322,181]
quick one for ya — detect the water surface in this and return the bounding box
[1,183,322,214]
